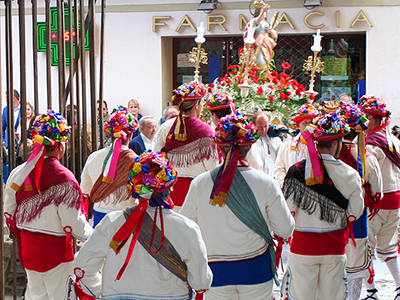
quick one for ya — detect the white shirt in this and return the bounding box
[248,135,282,176]
[140,132,155,152]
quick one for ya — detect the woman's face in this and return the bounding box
[26,105,33,119]
[128,102,140,116]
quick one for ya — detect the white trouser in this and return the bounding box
[25,261,73,300]
[282,252,347,300]
[206,280,273,300]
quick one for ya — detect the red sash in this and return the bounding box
[20,230,74,272]
[291,230,346,256]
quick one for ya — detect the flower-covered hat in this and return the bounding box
[104,106,139,138]
[127,151,178,200]
[358,95,391,118]
[214,112,259,147]
[30,110,71,145]
[293,103,319,126]
[312,113,351,142]
[211,113,259,207]
[205,91,235,111]
[102,106,139,184]
[11,110,71,193]
[337,102,369,130]
[171,81,207,106]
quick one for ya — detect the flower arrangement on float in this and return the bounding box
[207,61,309,122]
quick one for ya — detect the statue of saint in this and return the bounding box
[243,2,278,70]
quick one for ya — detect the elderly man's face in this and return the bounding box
[255,115,269,138]
[141,118,157,141]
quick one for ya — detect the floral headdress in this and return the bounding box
[11,110,71,193]
[103,106,139,184]
[110,151,178,281]
[211,112,259,207]
[205,91,236,112]
[312,113,350,142]
[104,106,139,138]
[358,95,391,118]
[337,102,368,131]
[127,151,178,201]
[168,81,207,142]
[293,103,319,126]
[301,113,350,186]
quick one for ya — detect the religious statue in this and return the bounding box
[243,1,278,70]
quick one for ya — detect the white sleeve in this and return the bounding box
[80,153,95,195]
[346,174,364,220]
[365,154,383,199]
[180,176,201,224]
[185,222,213,291]
[273,141,290,187]
[4,165,24,218]
[265,179,294,239]
[74,215,113,297]
[154,119,174,152]
[246,144,263,171]
[57,183,93,241]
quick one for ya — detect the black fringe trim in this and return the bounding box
[283,177,347,227]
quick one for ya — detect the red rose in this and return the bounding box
[284,95,290,101]
[269,95,274,102]
[290,79,299,88]
[257,86,263,95]
[259,78,266,83]
[281,62,291,70]
[272,78,279,85]
[271,72,278,78]
[295,89,301,95]
[298,84,306,92]
[285,91,291,96]
[280,92,285,100]
[310,94,315,100]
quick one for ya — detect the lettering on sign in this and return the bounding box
[152,10,373,33]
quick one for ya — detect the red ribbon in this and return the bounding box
[274,235,284,272]
[149,206,165,254]
[64,226,74,261]
[346,215,357,247]
[73,268,96,300]
[111,201,148,280]
[367,267,375,284]
[34,148,46,195]
[195,290,207,300]
[368,120,390,135]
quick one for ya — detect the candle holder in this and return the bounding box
[189,43,208,82]
[303,51,325,99]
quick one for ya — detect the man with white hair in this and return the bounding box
[129,116,157,155]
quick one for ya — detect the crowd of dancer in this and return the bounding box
[3,80,400,300]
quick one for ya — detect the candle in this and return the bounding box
[244,21,256,44]
[311,29,323,52]
[195,22,206,44]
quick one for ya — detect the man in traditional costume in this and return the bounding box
[273,103,319,187]
[358,95,400,300]
[281,113,364,300]
[4,110,93,300]
[80,106,139,227]
[73,151,213,299]
[154,81,219,209]
[337,102,383,300]
[181,113,294,300]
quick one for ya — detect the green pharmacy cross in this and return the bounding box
[37,6,89,66]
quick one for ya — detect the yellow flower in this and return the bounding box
[133,162,142,173]
[156,169,168,180]
[135,184,143,194]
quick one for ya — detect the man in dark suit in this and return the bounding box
[129,116,157,155]
[2,89,21,149]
